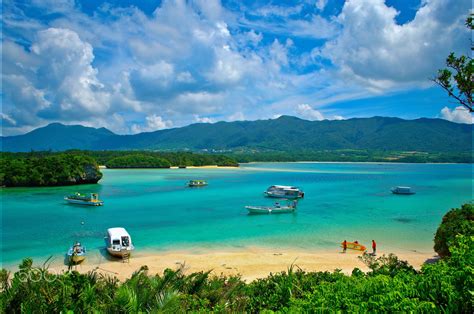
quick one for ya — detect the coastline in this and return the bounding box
[99,165,239,169]
[21,247,438,282]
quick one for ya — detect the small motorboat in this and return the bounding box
[64,193,104,206]
[67,242,86,263]
[391,186,415,195]
[264,185,304,199]
[105,227,134,258]
[246,200,297,214]
[188,180,208,187]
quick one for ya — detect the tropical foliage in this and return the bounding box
[0,153,102,187]
[434,14,473,112]
[1,205,473,312]
[105,154,172,168]
[434,203,474,257]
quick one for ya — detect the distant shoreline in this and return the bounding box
[99,165,239,169]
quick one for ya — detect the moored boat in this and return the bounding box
[391,186,415,195]
[67,242,86,263]
[264,185,304,199]
[105,227,134,257]
[188,180,208,187]
[64,193,104,206]
[246,200,297,214]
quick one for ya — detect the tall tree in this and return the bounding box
[433,14,473,112]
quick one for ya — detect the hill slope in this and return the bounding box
[1,116,472,152]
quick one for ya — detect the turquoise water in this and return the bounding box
[1,162,472,266]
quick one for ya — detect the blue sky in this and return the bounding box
[1,0,472,135]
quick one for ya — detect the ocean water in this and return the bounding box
[1,162,472,267]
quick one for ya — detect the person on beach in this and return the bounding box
[372,240,377,255]
[342,240,347,253]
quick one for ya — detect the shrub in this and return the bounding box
[434,203,474,257]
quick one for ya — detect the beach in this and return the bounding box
[45,247,436,282]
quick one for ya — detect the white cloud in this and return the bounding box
[315,0,328,11]
[440,106,472,124]
[193,115,215,123]
[295,104,345,121]
[317,0,470,91]
[131,114,173,133]
[296,104,324,120]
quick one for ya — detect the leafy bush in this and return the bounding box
[434,203,474,257]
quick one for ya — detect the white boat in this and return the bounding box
[64,193,104,206]
[67,242,86,263]
[105,227,134,257]
[264,185,304,199]
[391,186,415,195]
[246,201,297,214]
[188,180,208,187]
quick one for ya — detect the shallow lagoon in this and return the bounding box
[1,162,472,266]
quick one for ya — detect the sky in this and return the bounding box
[1,0,472,135]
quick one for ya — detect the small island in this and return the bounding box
[0,153,102,187]
[0,151,239,187]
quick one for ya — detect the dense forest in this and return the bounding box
[230,149,473,163]
[80,150,239,168]
[0,153,102,187]
[1,204,472,312]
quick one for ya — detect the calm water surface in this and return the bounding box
[1,162,472,266]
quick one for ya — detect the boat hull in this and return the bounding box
[69,255,86,263]
[65,198,104,206]
[67,247,86,263]
[107,247,133,257]
[391,190,415,195]
[246,206,295,214]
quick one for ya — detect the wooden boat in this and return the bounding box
[246,201,297,214]
[341,241,366,251]
[391,186,415,195]
[67,242,86,263]
[64,193,104,206]
[188,180,208,187]
[264,185,304,199]
[105,227,134,258]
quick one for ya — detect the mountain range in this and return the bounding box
[1,116,472,152]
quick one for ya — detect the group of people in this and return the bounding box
[342,239,377,255]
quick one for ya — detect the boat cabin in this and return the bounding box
[391,186,415,195]
[106,227,134,256]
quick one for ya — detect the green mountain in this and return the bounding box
[1,116,472,152]
[1,122,114,152]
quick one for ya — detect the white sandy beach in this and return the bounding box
[47,247,436,282]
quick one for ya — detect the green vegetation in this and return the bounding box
[230,149,473,163]
[2,116,472,154]
[434,14,473,112]
[81,150,239,168]
[105,154,172,168]
[0,153,102,187]
[1,205,473,312]
[434,203,474,257]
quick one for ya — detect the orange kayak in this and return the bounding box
[341,242,366,251]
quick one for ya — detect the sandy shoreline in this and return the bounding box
[31,247,438,282]
[99,165,238,169]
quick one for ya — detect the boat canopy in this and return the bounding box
[269,185,300,190]
[107,227,131,241]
